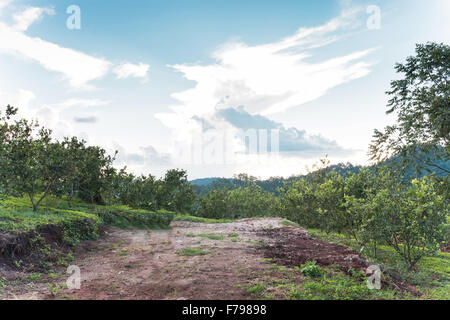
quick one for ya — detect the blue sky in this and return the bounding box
[0,0,449,178]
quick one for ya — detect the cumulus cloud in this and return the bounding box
[156,9,374,168]
[113,62,150,80]
[13,6,54,31]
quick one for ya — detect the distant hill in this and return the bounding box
[190,163,364,195]
[190,151,449,195]
[189,177,228,187]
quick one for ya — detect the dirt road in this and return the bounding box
[2,218,294,300]
[2,217,399,300]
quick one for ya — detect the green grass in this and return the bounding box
[248,284,266,296]
[0,195,176,262]
[280,220,299,227]
[176,247,210,256]
[306,226,450,299]
[197,233,225,240]
[0,196,100,234]
[183,232,225,240]
[173,215,233,224]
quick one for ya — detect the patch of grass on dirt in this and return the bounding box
[299,261,323,278]
[173,215,233,224]
[176,248,210,256]
[248,284,266,297]
[307,227,450,299]
[280,220,299,227]
[290,270,404,300]
[228,233,239,238]
[198,233,225,240]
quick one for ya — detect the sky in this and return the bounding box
[0,0,449,179]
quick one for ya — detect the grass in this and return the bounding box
[245,261,408,300]
[0,195,175,267]
[0,196,100,234]
[173,215,233,224]
[305,225,450,300]
[176,247,210,256]
[198,233,225,240]
[280,220,299,227]
[184,232,226,240]
[248,284,266,296]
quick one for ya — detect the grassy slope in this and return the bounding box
[305,226,450,300]
[0,196,177,256]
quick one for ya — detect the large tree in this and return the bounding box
[369,42,449,176]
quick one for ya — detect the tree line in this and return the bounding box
[0,105,195,213]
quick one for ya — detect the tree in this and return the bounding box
[159,169,195,213]
[77,146,116,205]
[370,177,448,270]
[0,106,72,211]
[369,43,449,176]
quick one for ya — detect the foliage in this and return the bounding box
[195,183,279,220]
[300,261,323,278]
[176,248,210,256]
[370,42,449,176]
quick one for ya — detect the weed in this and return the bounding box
[300,261,323,278]
[176,248,210,256]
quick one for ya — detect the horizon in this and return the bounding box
[1,0,449,179]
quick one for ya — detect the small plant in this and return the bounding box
[198,233,225,240]
[176,248,210,256]
[300,261,323,278]
[248,284,266,296]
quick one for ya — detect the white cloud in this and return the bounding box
[0,0,12,15]
[0,4,151,89]
[13,6,55,31]
[55,98,111,108]
[156,9,376,170]
[163,10,373,119]
[113,62,150,80]
[0,22,111,89]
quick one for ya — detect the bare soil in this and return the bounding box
[1,218,289,300]
[0,219,418,300]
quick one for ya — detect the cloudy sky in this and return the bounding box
[0,0,449,179]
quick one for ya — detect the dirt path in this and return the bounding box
[2,218,292,300]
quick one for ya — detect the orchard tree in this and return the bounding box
[371,177,448,269]
[370,42,449,176]
[160,169,195,213]
[0,106,72,211]
[77,146,117,205]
